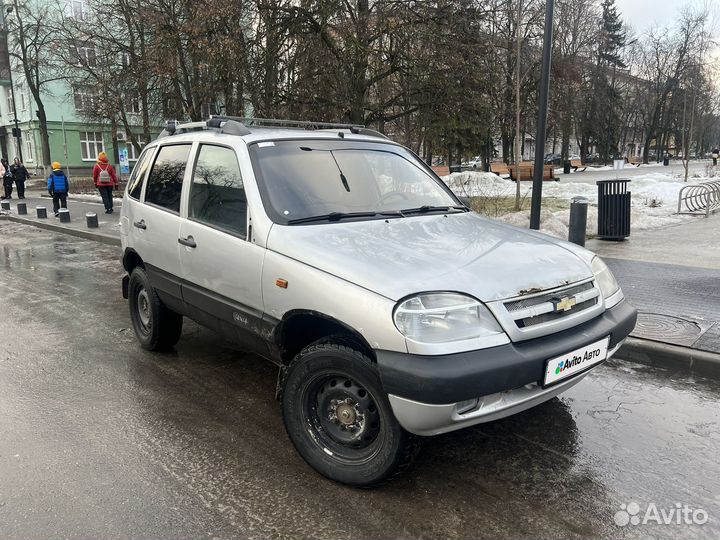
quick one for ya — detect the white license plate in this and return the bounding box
[543,336,610,386]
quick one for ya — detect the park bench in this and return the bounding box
[507,163,556,182]
[431,165,450,176]
[570,158,586,172]
[489,162,510,177]
[627,156,643,167]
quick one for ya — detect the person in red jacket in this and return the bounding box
[93,151,119,214]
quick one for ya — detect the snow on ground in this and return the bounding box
[443,170,702,239]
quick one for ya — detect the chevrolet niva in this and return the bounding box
[120,117,637,487]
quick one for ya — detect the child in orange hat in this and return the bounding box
[47,161,70,216]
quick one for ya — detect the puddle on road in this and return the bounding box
[1,221,122,284]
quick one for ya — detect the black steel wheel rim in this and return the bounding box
[301,371,383,463]
[135,286,152,335]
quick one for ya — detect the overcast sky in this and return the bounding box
[615,0,720,34]
[614,0,720,87]
[614,0,676,33]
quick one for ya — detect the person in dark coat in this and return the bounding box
[1,158,12,199]
[10,158,29,199]
[47,161,70,217]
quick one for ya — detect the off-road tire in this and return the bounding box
[281,340,420,487]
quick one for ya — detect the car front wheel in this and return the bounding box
[281,340,420,487]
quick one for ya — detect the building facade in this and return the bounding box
[0,0,161,178]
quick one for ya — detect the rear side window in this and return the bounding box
[127,147,153,200]
[144,144,191,213]
[189,145,247,238]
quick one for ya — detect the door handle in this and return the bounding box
[133,219,146,230]
[178,235,197,248]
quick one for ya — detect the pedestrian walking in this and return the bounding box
[0,159,6,199]
[10,158,29,199]
[93,151,118,214]
[1,158,12,200]
[712,148,719,167]
[47,161,70,217]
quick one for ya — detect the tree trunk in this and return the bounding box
[35,101,51,168]
[110,116,120,171]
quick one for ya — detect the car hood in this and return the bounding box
[266,212,594,302]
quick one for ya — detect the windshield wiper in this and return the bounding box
[287,210,407,224]
[399,205,468,215]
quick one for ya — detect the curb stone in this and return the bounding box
[618,337,720,378]
[0,214,121,247]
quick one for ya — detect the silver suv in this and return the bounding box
[120,117,636,486]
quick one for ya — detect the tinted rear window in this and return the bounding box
[144,144,191,212]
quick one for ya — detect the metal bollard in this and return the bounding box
[17,202,27,215]
[568,196,588,247]
[86,212,99,228]
[0,200,9,211]
[36,206,48,219]
[59,208,71,223]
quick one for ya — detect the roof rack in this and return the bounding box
[157,118,250,139]
[212,116,363,130]
[212,116,389,139]
[157,116,389,140]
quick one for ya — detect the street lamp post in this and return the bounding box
[529,0,554,230]
[0,4,22,162]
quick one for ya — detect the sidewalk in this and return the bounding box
[0,190,121,246]
[587,214,720,367]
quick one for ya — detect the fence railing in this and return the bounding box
[677,181,720,217]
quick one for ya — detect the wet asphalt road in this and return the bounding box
[1,221,718,540]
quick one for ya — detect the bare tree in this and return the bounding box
[6,0,61,167]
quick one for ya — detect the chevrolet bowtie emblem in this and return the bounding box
[553,296,577,312]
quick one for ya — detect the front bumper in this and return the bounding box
[376,300,636,436]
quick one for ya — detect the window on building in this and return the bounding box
[25,139,34,162]
[164,96,182,118]
[73,86,97,111]
[69,0,89,20]
[19,90,27,112]
[189,145,247,238]
[127,141,144,161]
[118,51,131,67]
[144,144,191,212]
[200,102,220,119]
[69,44,97,67]
[7,93,14,116]
[124,92,141,114]
[80,131,104,161]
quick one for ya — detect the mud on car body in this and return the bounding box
[120,117,637,487]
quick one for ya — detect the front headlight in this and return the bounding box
[393,292,504,344]
[592,256,620,300]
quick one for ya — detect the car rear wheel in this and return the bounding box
[281,340,420,487]
[128,267,183,351]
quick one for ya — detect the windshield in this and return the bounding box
[249,140,460,224]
